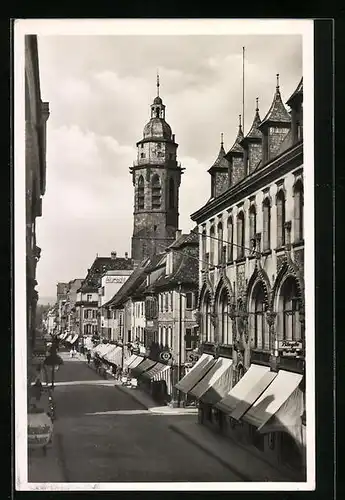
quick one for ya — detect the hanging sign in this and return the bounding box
[278,340,303,356]
[160,351,172,362]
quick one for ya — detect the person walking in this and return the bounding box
[86,351,91,365]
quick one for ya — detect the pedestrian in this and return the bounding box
[69,348,73,358]
[86,351,91,365]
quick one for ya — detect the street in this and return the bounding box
[29,353,240,482]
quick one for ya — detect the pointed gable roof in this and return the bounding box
[259,74,291,128]
[240,99,262,145]
[286,77,303,107]
[208,134,229,173]
[226,115,244,157]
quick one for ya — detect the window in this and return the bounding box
[151,174,161,209]
[170,292,173,311]
[277,277,301,342]
[262,198,271,251]
[209,225,215,265]
[140,152,145,159]
[168,178,175,209]
[128,329,132,342]
[218,289,232,345]
[141,302,144,316]
[227,217,234,262]
[92,310,97,319]
[249,284,269,350]
[276,190,286,248]
[294,180,304,242]
[186,292,193,309]
[237,211,245,259]
[217,222,224,264]
[87,294,92,302]
[249,205,257,242]
[137,175,144,210]
[201,228,207,270]
[202,292,213,342]
[84,309,88,319]
[165,293,169,312]
[185,328,192,349]
[162,327,166,346]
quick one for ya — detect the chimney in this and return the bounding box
[125,252,128,260]
[175,229,182,240]
[111,251,117,259]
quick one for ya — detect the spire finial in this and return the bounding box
[239,114,242,129]
[256,97,259,111]
[157,70,160,97]
[276,73,280,89]
[220,132,224,146]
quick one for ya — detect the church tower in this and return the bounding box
[130,75,183,263]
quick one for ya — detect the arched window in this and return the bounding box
[168,178,175,209]
[249,284,268,350]
[137,175,144,210]
[217,222,224,264]
[202,292,213,342]
[277,277,301,341]
[294,180,304,242]
[249,205,257,242]
[227,216,234,262]
[209,225,215,266]
[151,174,161,209]
[237,211,245,259]
[201,228,207,270]
[276,190,286,248]
[218,289,232,345]
[262,198,271,251]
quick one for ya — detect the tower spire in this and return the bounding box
[256,97,259,112]
[157,71,160,97]
[221,132,224,147]
[276,73,280,89]
[239,114,242,131]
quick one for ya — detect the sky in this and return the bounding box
[34,33,302,301]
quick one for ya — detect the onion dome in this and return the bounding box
[153,96,163,105]
[259,74,291,129]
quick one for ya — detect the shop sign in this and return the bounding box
[160,351,172,362]
[278,340,303,356]
[105,276,127,284]
[186,351,200,364]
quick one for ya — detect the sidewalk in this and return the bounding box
[82,354,197,415]
[28,429,66,483]
[169,421,300,482]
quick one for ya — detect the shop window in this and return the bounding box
[293,180,304,243]
[185,328,192,349]
[237,211,245,259]
[262,198,271,251]
[276,190,286,248]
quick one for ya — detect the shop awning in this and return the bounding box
[104,346,122,365]
[189,357,233,404]
[69,334,79,344]
[132,358,157,375]
[124,354,138,368]
[142,362,170,379]
[215,364,275,417]
[243,370,304,431]
[65,335,72,343]
[175,353,215,394]
[127,355,145,369]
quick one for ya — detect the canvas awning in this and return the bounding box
[126,355,145,369]
[175,353,215,394]
[215,364,276,418]
[65,335,72,343]
[131,358,157,375]
[142,362,169,379]
[69,334,79,344]
[104,346,123,366]
[242,370,304,434]
[189,357,233,405]
[153,364,172,394]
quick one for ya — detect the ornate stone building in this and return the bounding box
[25,35,50,384]
[177,76,305,479]
[130,77,184,263]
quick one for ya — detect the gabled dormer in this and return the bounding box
[208,134,230,198]
[240,98,263,174]
[258,74,291,164]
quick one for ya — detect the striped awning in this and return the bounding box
[69,334,79,344]
[126,355,145,369]
[131,358,157,375]
[104,346,122,365]
[142,362,169,379]
[175,354,215,394]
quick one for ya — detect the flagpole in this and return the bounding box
[242,46,245,134]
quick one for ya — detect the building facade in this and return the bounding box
[178,76,305,478]
[25,34,50,386]
[130,78,184,263]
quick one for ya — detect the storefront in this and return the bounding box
[142,362,172,403]
[175,353,215,395]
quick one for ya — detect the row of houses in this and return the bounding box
[49,74,305,479]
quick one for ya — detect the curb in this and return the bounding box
[168,424,250,482]
[115,384,149,411]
